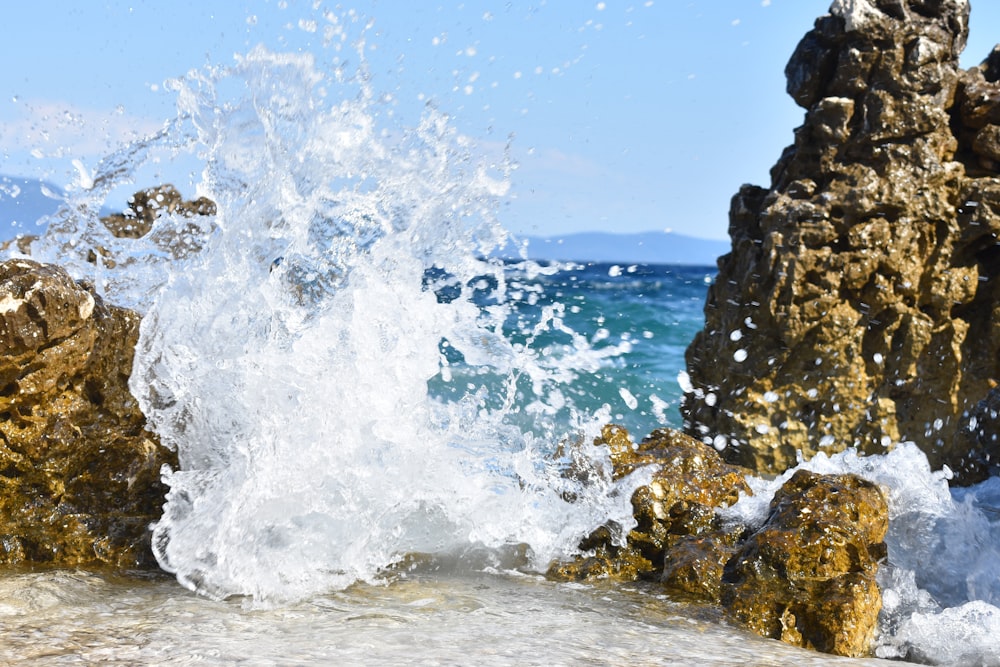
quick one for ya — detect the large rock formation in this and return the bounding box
[682,0,1000,483]
[0,259,175,568]
[549,425,889,657]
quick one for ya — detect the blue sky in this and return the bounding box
[2,1,999,240]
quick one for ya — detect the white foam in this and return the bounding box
[34,44,652,605]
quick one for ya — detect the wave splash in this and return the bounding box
[28,43,646,603]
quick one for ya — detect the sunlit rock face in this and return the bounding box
[721,470,888,658]
[548,425,750,584]
[549,426,890,657]
[0,259,175,568]
[682,0,1000,484]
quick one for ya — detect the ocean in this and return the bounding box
[2,37,999,667]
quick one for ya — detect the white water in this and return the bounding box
[9,7,1000,665]
[32,43,649,604]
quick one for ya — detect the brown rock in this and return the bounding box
[0,258,175,569]
[549,425,750,584]
[721,470,888,658]
[100,184,216,239]
[87,185,217,268]
[682,0,1000,483]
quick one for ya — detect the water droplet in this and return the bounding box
[619,387,638,410]
[729,330,742,342]
[733,349,747,362]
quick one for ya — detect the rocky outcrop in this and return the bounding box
[100,184,216,240]
[0,259,174,569]
[681,0,1000,484]
[550,425,889,657]
[548,425,750,583]
[721,470,888,657]
[89,184,216,267]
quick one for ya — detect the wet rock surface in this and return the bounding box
[90,184,217,267]
[100,184,216,240]
[721,469,888,658]
[681,0,1000,484]
[548,425,750,583]
[550,425,890,657]
[0,258,175,569]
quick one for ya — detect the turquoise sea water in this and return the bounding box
[431,261,714,440]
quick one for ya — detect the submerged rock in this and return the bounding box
[0,259,175,569]
[682,0,1000,484]
[721,470,888,658]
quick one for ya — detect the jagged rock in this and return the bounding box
[721,470,888,658]
[100,184,216,239]
[0,258,175,568]
[549,426,891,657]
[88,185,217,268]
[549,425,750,584]
[682,0,1000,484]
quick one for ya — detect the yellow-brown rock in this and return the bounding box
[100,184,216,239]
[721,470,888,657]
[550,425,750,583]
[0,258,175,569]
[681,1,1000,485]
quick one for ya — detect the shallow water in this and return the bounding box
[0,569,910,667]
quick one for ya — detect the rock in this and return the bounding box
[953,385,1000,479]
[0,258,175,569]
[549,426,891,658]
[549,425,750,586]
[721,470,888,658]
[682,0,1000,483]
[100,184,216,239]
[87,185,217,268]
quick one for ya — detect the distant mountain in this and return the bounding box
[0,175,64,240]
[0,175,731,266]
[498,231,729,266]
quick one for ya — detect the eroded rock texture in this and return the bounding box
[549,425,890,657]
[721,470,888,658]
[548,425,750,585]
[100,184,216,240]
[682,0,1000,483]
[0,259,175,568]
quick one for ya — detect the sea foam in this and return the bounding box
[30,45,649,603]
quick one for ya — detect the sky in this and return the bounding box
[2,1,999,241]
